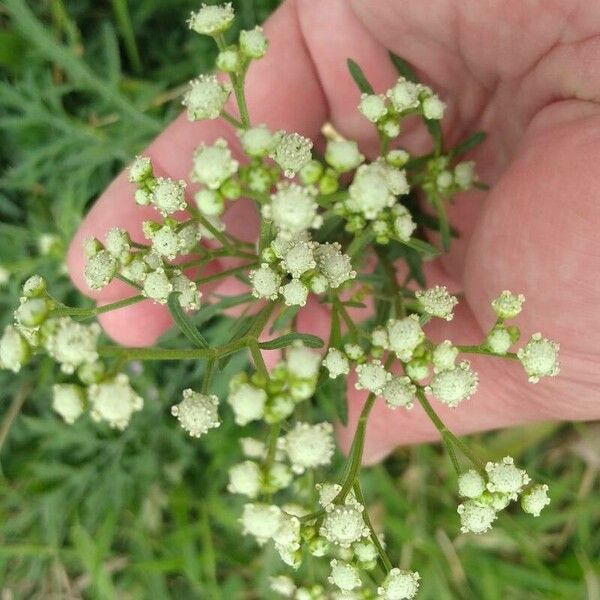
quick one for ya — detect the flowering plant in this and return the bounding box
[0,4,562,598]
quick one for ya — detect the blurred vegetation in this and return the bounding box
[0,1,598,598]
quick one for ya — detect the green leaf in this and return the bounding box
[346,58,374,94]
[316,375,348,426]
[259,332,324,350]
[388,52,418,82]
[425,119,443,155]
[450,131,487,157]
[167,292,209,349]
[402,238,440,259]
[270,305,300,333]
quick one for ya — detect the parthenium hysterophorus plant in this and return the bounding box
[0,3,559,597]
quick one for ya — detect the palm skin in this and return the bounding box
[68,0,600,463]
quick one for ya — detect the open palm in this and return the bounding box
[68,0,600,463]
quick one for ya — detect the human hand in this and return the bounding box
[68,0,600,463]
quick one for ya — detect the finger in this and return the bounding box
[67,0,328,345]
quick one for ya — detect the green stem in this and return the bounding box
[220,110,244,128]
[457,345,518,360]
[195,262,257,286]
[249,342,268,381]
[202,358,216,393]
[51,294,145,319]
[115,273,143,291]
[347,225,374,258]
[374,246,405,318]
[332,297,360,343]
[264,422,281,472]
[353,481,393,573]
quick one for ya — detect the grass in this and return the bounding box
[0,1,598,598]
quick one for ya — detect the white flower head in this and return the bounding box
[283,422,334,474]
[391,204,416,242]
[325,140,364,172]
[355,360,391,395]
[85,249,118,290]
[385,314,424,362]
[45,318,100,374]
[485,456,530,498]
[346,162,396,220]
[281,240,316,278]
[21,274,46,298]
[517,333,560,383]
[227,382,267,425]
[249,263,281,300]
[322,348,350,379]
[416,285,458,321]
[263,183,321,236]
[270,132,313,177]
[191,138,238,190]
[432,340,459,373]
[240,503,282,545]
[315,483,359,509]
[239,26,268,58]
[216,47,241,72]
[188,3,234,35]
[128,155,153,183]
[270,575,296,598]
[151,177,187,216]
[454,161,476,190]
[52,383,85,424]
[240,437,266,459]
[182,74,230,121]
[238,124,279,157]
[387,77,420,112]
[151,225,180,259]
[358,93,387,123]
[457,469,486,499]
[314,242,356,289]
[142,268,173,304]
[422,94,446,120]
[273,512,301,554]
[344,343,364,361]
[171,271,202,311]
[320,504,369,548]
[227,460,262,498]
[329,559,361,591]
[171,388,220,437]
[521,484,551,517]
[457,500,497,534]
[491,290,525,319]
[382,376,416,409]
[88,373,143,430]
[195,188,224,216]
[486,326,512,355]
[353,538,379,564]
[280,279,309,307]
[105,227,130,258]
[14,298,51,328]
[286,343,322,380]
[428,361,479,407]
[378,568,421,600]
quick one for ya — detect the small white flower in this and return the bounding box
[238,124,279,157]
[22,275,46,298]
[52,383,85,424]
[14,298,51,328]
[227,460,262,498]
[266,462,293,491]
[151,177,187,216]
[436,170,453,190]
[344,343,364,361]
[171,271,202,311]
[142,268,173,304]
[191,139,239,190]
[355,360,391,395]
[346,162,396,220]
[486,326,512,355]
[325,140,364,172]
[240,437,266,459]
[457,500,497,534]
[194,188,224,216]
[454,161,476,190]
[391,204,416,242]
[270,132,313,177]
[491,290,525,319]
[176,222,202,254]
[353,538,378,564]
[485,456,530,498]
[239,26,268,58]
[280,240,316,278]
[416,285,458,321]
[105,227,130,258]
[88,374,143,430]
[269,575,296,597]
[320,504,369,548]
[249,263,281,300]
[280,279,309,307]
[329,559,361,591]
[286,344,322,380]
[517,333,560,383]
[382,376,416,409]
[422,94,446,120]
[314,242,355,289]
[128,155,152,183]
[315,483,358,509]
[0,326,31,373]
[182,74,230,121]
[457,470,486,499]
[377,568,420,600]
[216,47,241,72]
[188,3,234,35]
[227,382,267,426]
[521,484,551,517]
[171,388,220,437]
[387,77,420,112]
[263,183,321,236]
[358,93,387,122]
[385,314,424,362]
[428,361,479,407]
[282,422,334,474]
[273,512,301,553]
[240,503,282,545]
[151,225,180,259]
[371,327,388,349]
[85,249,118,290]
[432,340,458,373]
[322,348,350,379]
[45,318,100,374]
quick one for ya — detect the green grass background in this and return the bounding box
[0,1,598,598]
